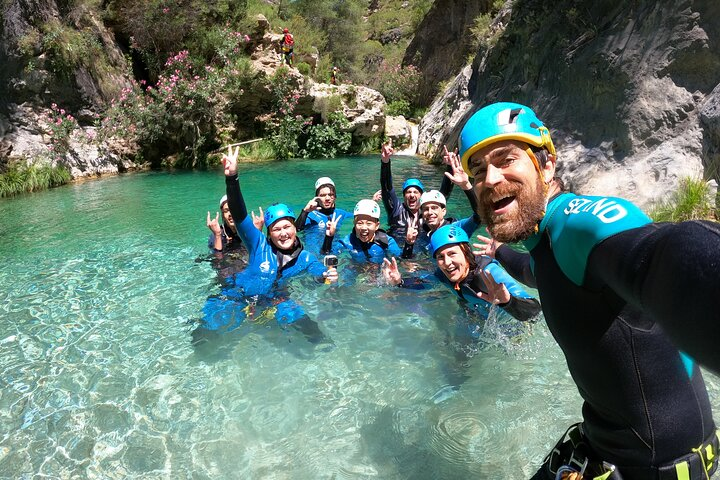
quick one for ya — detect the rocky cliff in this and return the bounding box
[418,0,720,208]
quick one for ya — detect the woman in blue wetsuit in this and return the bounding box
[322,199,402,263]
[294,176,351,252]
[200,147,337,339]
[384,224,540,323]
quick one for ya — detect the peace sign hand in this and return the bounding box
[382,257,402,285]
[325,212,339,237]
[405,216,418,245]
[222,145,239,176]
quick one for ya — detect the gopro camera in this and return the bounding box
[323,255,338,267]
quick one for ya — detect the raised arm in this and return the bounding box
[223,146,263,251]
[589,220,720,373]
[380,140,400,218]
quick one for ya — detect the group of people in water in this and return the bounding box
[201,102,720,480]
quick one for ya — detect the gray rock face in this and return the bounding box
[402,0,493,106]
[419,0,720,209]
[0,0,136,178]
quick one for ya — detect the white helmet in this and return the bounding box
[353,199,381,219]
[219,195,228,208]
[420,190,446,208]
[315,176,335,191]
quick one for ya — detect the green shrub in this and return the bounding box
[351,135,383,155]
[648,177,717,222]
[0,160,71,198]
[40,19,106,77]
[386,99,411,117]
[296,62,311,76]
[236,140,276,162]
[302,111,351,158]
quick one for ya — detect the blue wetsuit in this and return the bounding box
[334,229,402,263]
[434,255,540,323]
[496,193,718,478]
[294,206,351,253]
[201,174,327,334]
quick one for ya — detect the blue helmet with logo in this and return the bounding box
[458,102,556,175]
[264,203,296,228]
[402,178,424,193]
[429,224,470,256]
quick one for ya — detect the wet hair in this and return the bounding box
[459,243,478,271]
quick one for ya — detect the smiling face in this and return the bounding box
[268,218,297,250]
[317,186,336,209]
[469,140,554,243]
[403,187,422,212]
[435,244,471,283]
[421,202,446,230]
[354,214,380,243]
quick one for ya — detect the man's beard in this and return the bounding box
[477,176,546,243]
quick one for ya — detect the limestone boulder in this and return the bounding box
[384,115,411,149]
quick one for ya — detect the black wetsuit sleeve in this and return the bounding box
[225,174,248,224]
[495,245,536,287]
[380,160,399,218]
[321,234,333,255]
[401,241,414,259]
[439,166,453,199]
[295,209,309,231]
[463,188,482,224]
[588,220,720,373]
[500,296,541,323]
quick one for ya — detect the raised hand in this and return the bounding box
[472,234,502,258]
[222,145,239,176]
[325,212,339,237]
[381,139,394,163]
[381,257,402,285]
[477,269,511,305]
[251,206,265,231]
[442,145,472,190]
[207,211,222,235]
[405,216,418,245]
[304,197,321,212]
[372,189,382,202]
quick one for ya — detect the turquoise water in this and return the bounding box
[0,155,718,479]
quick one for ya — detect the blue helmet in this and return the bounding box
[429,224,470,256]
[458,102,556,175]
[264,203,296,228]
[402,178,424,193]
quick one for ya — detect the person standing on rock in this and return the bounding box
[461,101,720,479]
[281,27,294,66]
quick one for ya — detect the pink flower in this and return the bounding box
[162,7,169,13]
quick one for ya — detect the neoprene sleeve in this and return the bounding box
[588,220,720,373]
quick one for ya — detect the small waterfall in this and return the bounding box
[395,122,419,155]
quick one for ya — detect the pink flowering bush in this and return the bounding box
[369,62,422,110]
[44,103,79,160]
[99,27,257,167]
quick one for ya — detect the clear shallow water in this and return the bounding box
[0,156,718,479]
